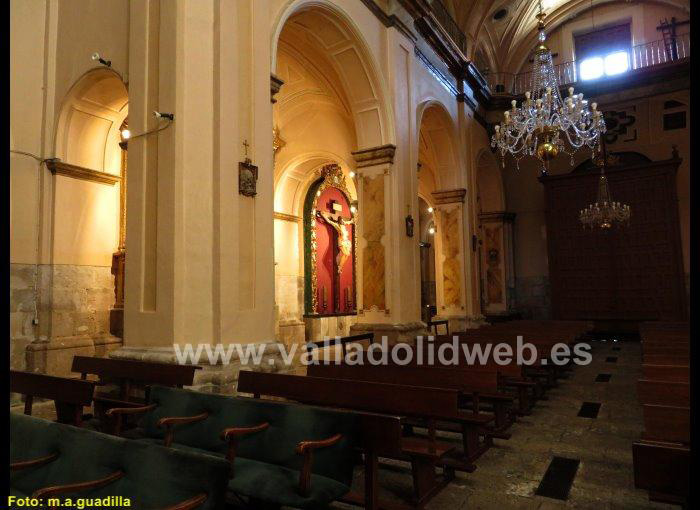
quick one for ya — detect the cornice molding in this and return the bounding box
[46,161,121,185]
[274,211,301,223]
[432,188,467,204]
[351,144,396,168]
[271,74,284,104]
[479,211,516,223]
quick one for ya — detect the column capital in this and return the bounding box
[351,144,396,168]
[431,188,467,205]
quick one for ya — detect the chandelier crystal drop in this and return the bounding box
[491,2,607,174]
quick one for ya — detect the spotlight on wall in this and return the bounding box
[153,111,175,120]
[91,52,112,67]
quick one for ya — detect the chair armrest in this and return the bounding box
[160,493,207,510]
[10,452,59,472]
[295,433,343,496]
[105,403,157,436]
[32,470,124,502]
[220,422,269,475]
[157,412,209,447]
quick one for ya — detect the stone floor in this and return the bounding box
[329,338,675,510]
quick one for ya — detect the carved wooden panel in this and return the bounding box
[541,154,686,322]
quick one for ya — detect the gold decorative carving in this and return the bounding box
[46,161,121,185]
[273,126,286,157]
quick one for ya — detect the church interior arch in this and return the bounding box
[272,5,382,350]
[416,102,463,322]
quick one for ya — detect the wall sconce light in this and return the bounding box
[91,52,112,67]
[348,171,356,179]
[350,205,357,214]
[120,128,131,141]
[428,206,434,213]
[428,226,436,235]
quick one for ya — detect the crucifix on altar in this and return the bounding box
[304,163,357,315]
[317,199,355,276]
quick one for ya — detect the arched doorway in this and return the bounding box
[416,102,466,329]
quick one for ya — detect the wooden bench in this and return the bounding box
[637,380,689,407]
[307,363,515,438]
[641,364,689,383]
[71,356,202,432]
[304,333,374,358]
[427,319,449,336]
[641,404,689,444]
[237,371,493,508]
[633,440,689,506]
[10,370,95,426]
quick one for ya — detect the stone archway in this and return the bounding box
[416,101,468,331]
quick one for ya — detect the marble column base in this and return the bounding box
[432,314,487,334]
[349,321,429,346]
[109,342,291,395]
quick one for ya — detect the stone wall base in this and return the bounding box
[26,335,122,378]
[109,342,291,395]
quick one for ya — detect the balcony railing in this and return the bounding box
[429,0,467,55]
[486,33,690,96]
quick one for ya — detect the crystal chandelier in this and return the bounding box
[579,143,630,229]
[491,2,606,174]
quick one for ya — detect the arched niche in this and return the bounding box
[271,1,393,150]
[416,101,460,194]
[302,164,357,316]
[55,68,128,174]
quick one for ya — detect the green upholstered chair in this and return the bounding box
[110,385,360,509]
[10,413,230,510]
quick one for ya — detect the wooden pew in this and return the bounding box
[10,370,95,426]
[641,404,689,444]
[641,364,689,383]
[304,332,374,357]
[637,380,689,407]
[642,354,689,366]
[71,356,201,427]
[237,371,493,508]
[308,363,515,438]
[633,440,689,506]
[427,319,449,336]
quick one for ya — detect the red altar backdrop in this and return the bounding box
[314,186,355,314]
